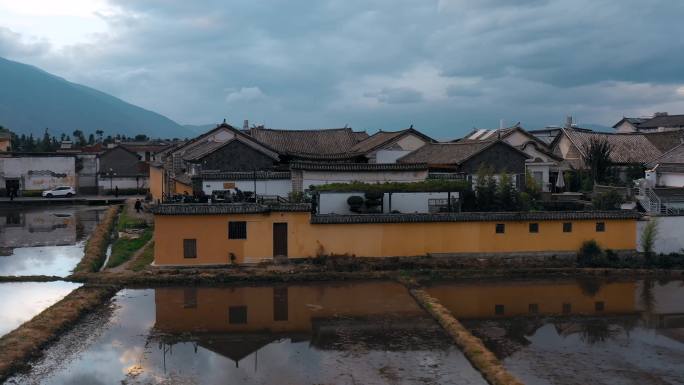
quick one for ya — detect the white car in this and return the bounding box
[42,186,76,198]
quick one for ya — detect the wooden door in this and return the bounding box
[273,223,288,257]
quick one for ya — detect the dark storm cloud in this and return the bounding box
[1,0,684,137]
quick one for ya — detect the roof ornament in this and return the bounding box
[409,124,413,129]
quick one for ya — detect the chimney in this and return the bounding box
[243,120,249,130]
[564,116,573,129]
[499,119,504,130]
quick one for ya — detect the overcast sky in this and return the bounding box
[2,0,684,138]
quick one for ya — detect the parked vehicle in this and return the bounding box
[42,186,76,198]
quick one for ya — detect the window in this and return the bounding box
[183,288,197,308]
[562,303,572,314]
[228,221,247,239]
[563,222,572,233]
[495,304,505,315]
[183,239,197,259]
[495,224,505,234]
[229,306,247,324]
[595,301,605,312]
[529,303,539,314]
[532,171,544,187]
[596,222,605,232]
[529,223,539,233]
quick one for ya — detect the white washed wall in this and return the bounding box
[0,156,76,190]
[637,216,684,254]
[98,176,149,190]
[202,179,291,197]
[658,173,684,188]
[318,191,458,214]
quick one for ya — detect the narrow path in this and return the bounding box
[107,238,153,273]
[406,285,524,385]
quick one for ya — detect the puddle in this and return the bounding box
[0,281,81,337]
[0,206,106,276]
[427,279,684,385]
[6,281,487,385]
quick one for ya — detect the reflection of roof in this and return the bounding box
[249,127,365,156]
[197,334,279,363]
[562,128,662,164]
[311,210,641,224]
[290,161,428,172]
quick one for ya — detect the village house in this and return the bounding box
[150,122,438,201]
[0,153,76,196]
[397,140,530,187]
[0,130,11,152]
[151,203,638,265]
[646,143,684,188]
[97,145,149,194]
[457,125,567,191]
[613,112,684,133]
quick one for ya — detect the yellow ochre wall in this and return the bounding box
[174,180,192,195]
[154,282,421,334]
[154,211,637,265]
[427,280,637,318]
[149,166,164,202]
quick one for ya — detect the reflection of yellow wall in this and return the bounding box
[154,282,421,333]
[427,281,637,318]
[154,211,637,265]
[149,166,163,202]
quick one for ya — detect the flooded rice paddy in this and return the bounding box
[428,278,684,385]
[5,281,487,385]
[0,281,81,337]
[0,206,105,276]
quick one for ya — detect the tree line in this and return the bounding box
[2,126,152,152]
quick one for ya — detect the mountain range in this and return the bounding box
[0,57,189,138]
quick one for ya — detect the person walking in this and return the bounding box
[114,186,119,198]
[134,199,142,213]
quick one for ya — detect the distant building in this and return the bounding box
[397,140,530,187]
[97,146,149,194]
[613,112,684,133]
[457,125,566,191]
[0,130,12,152]
[0,153,76,196]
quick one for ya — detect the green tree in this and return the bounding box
[585,138,613,184]
[475,164,496,211]
[640,219,659,258]
[496,172,517,210]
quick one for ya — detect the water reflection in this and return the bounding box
[7,282,487,385]
[0,206,105,276]
[0,281,81,337]
[428,279,684,385]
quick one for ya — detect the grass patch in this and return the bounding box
[129,241,155,271]
[116,209,147,231]
[106,228,153,269]
[73,206,119,274]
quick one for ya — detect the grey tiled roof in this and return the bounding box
[643,130,684,152]
[397,141,493,165]
[310,211,641,224]
[648,143,684,167]
[249,127,364,156]
[639,114,684,129]
[562,128,662,164]
[199,171,291,180]
[350,128,435,153]
[290,161,428,172]
[152,203,312,215]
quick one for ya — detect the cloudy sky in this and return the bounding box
[1,0,684,138]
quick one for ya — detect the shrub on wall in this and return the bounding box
[640,219,659,258]
[577,239,605,267]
